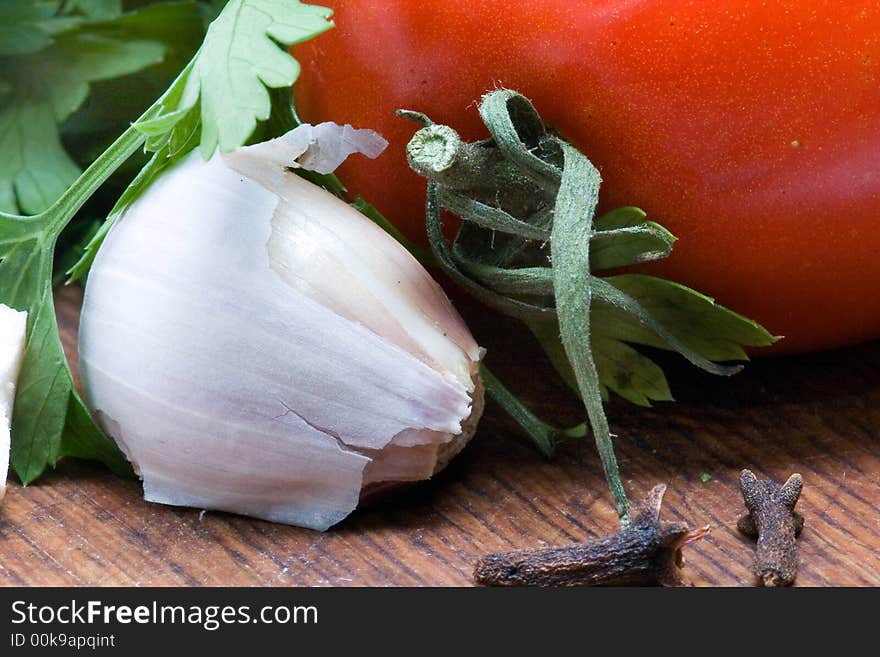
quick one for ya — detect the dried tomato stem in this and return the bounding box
[401,91,633,525]
[402,117,551,217]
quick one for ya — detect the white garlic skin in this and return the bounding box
[0,304,28,502]
[79,150,483,530]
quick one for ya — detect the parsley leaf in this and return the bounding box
[0,1,79,57]
[134,0,333,157]
[593,274,775,362]
[0,7,168,214]
[63,1,122,20]
[2,39,165,214]
[591,206,675,271]
[592,336,674,406]
[529,271,776,410]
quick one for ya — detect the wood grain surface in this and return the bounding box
[0,285,878,586]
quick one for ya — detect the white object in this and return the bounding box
[79,125,483,531]
[0,304,28,502]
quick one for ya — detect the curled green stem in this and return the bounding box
[403,90,634,526]
[551,141,630,524]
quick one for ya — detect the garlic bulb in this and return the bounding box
[78,126,484,530]
[0,304,27,502]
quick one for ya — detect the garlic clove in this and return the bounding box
[0,304,27,503]
[225,130,481,391]
[262,172,481,391]
[80,135,484,531]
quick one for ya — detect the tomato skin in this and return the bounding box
[293,1,880,354]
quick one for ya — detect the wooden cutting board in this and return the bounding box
[0,285,877,586]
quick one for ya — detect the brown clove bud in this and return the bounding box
[737,469,804,587]
[473,484,710,587]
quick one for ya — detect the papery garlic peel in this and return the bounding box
[0,304,27,502]
[78,125,484,530]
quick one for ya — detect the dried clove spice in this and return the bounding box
[474,484,710,586]
[737,469,804,587]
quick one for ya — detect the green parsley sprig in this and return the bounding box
[0,0,333,484]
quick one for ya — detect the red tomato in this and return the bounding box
[293,1,880,354]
